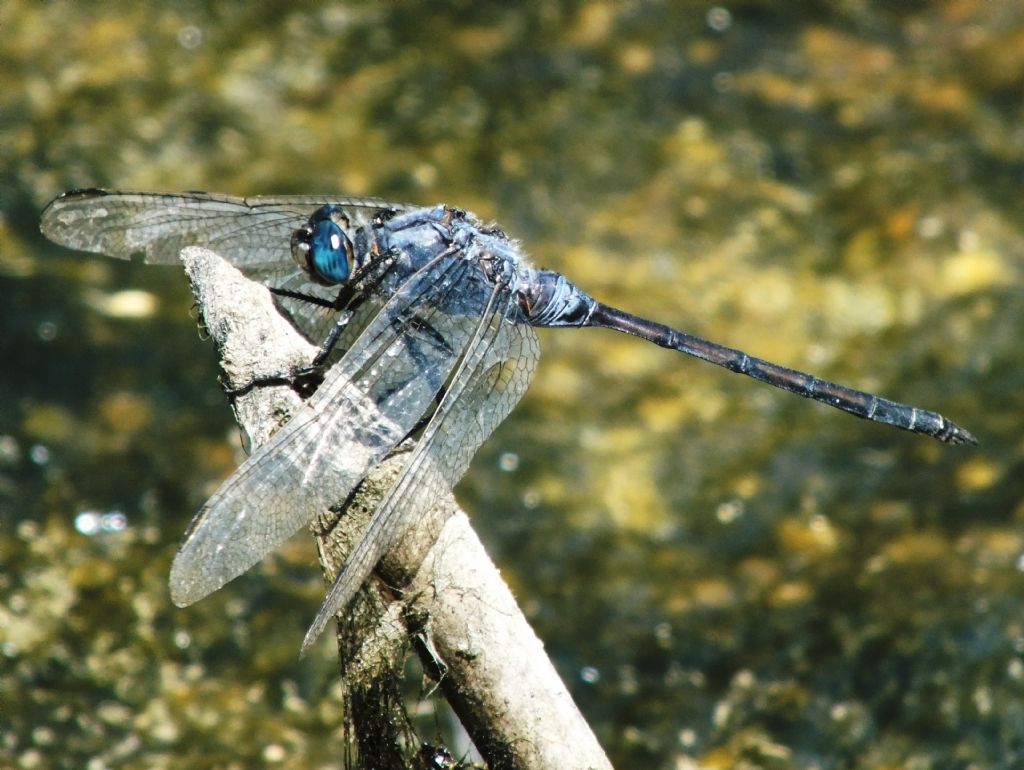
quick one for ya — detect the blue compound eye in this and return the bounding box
[309,219,353,283]
[291,205,355,285]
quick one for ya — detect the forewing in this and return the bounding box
[40,189,404,269]
[169,250,477,606]
[40,189,410,342]
[302,281,539,651]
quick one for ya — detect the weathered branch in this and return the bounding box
[179,245,613,770]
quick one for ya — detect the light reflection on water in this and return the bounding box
[74,509,128,536]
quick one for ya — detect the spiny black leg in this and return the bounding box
[269,251,399,313]
[270,286,340,310]
[227,254,405,401]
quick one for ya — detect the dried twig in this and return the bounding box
[180,245,613,770]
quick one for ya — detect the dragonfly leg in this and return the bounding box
[308,313,350,368]
[220,365,324,400]
[269,286,341,309]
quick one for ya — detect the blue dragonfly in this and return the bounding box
[41,189,976,654]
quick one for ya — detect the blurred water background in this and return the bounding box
[2,2,1022,768]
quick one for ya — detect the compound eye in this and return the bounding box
[290,205,355,285]
[308,219,355,284]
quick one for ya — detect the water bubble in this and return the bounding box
[499,452,519,472]
[37,321,57,341]
[580,666,600,684]
[29,444,50,465]
[75,511,101,536]
[715,499,743,524]
[178,25,202,49]
[101,510,127,532]
[706,7,732,32]
[75,509,128,535]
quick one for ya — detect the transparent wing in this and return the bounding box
[40,188,411,342]
[40,188,407,269]
[301,280,540,652]
[168,248,482,606]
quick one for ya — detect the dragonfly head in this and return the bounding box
[291,205,355,286]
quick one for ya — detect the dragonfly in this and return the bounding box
[41,189,976,654]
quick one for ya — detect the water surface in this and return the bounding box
[2,2,1022,768]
